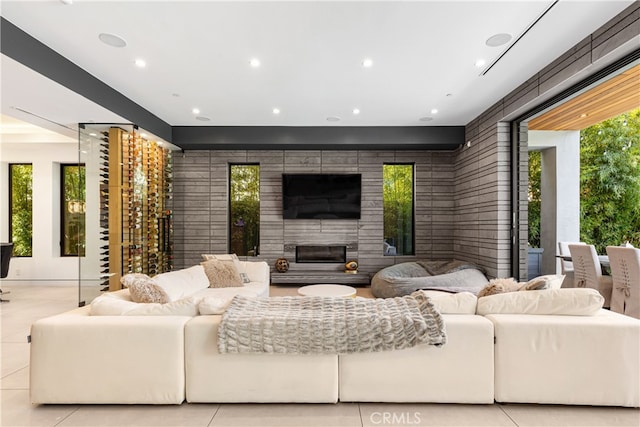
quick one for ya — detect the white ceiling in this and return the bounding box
[0,0,636,133]
[0,113,76,144]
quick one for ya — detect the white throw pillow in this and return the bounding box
[476,288,604,316]
[527,274,565,290]
[198,296,234,315]
[193,287,262,314]
[153,265,210,301]
[420,291,478,314]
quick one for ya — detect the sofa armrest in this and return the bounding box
[30,308,191,404]
[241,261,270,285]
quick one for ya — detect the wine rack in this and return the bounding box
[101,127,173,291]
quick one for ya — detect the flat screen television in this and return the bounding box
[282,174,361,219]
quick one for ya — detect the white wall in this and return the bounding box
[0,142,79,283]
[528,130,581,275]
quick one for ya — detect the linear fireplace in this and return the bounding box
[295,245,347,263]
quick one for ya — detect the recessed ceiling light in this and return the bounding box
[273,108,280,115]
[327,116,341,122]
[419,117,434,122]
[431,108,439,114]
[486,33,512,47]
[89,132,97,137]
[475,59,486,68]
[134,58,146,68]
[352,108,360,115]
[192,108,200,114]
[98,33,127,48]
[362,58,373,68]
[249,58,261,67]
[195,116,211,122]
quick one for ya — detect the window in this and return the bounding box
[229,164,260,256]
[61,164,86,256]
[9,164,33,257]
[383,164,414,256]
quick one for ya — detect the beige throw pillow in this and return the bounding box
[201,253,250,283]
[201,259,244,288]
[120,273,170,304]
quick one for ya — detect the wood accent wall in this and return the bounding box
[172,150,456,276]
[454,118,512,279]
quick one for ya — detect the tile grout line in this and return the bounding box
[207,404,221,427]
[497,403,520,427]
[53,405,81,427]
[0,364,29,380]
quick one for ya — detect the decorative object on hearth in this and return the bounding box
[275,257,289,273]
[344,259,358,274]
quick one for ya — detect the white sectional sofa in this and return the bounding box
[29,264,640,407]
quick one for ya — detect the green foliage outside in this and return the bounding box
[528,108,640,253]
[62,165,86,256]
[10,164,33,257]
[579,109,640,253]
[383,164,414,256]
[528,151,542,248]
[230,165,260,256]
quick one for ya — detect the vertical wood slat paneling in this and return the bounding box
[172,149,455,275]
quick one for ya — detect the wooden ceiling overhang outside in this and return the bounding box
[528,63,640,131]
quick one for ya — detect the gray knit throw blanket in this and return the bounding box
[218,290,447,354]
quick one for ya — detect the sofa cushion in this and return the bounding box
[121,273,170,304]
[90,291,199,316]
[201,259,244,288]
[201,253,250,283]
[153,265,210,301]
[476,288,604,316]
[419,291,477,314]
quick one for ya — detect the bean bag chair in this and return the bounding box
[371,260,488,298]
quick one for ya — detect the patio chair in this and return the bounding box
[557,241,584,288]
[605,246,640,319]
[568,244,612,308]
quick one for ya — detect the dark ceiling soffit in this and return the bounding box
[0,17,172,142]
[172,126,465,150]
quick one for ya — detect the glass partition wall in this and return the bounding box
[78,124,173,306]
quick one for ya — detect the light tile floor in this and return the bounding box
[1,284,639,427]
